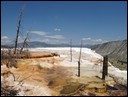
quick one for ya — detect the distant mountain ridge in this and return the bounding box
[6,41,92,48]
[91,40,127,62]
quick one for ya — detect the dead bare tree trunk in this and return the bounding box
[14,10,22,54]
[14,6,25,54]
[79,40,83,62]
[78,40,83,77]
[78,61,80,77]
[102,55,108,80]
[70,39,72,62]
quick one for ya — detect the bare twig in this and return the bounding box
[18,75,32,85]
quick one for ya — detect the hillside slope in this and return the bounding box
[91,40,127,62]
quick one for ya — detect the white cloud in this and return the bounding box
[82,37,91,40]
[30,31,47,35]
[1,36,10,43]
[1,36,14,44]
[54,28,61,31]
[82,37,108,45]
[45,35,64,39]
[1,36,30,44]
[1,36,9,40]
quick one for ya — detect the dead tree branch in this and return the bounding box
[20,28,31,54]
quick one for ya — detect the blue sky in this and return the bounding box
[1,1,127,45]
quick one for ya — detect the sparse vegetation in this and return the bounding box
[1,48,16,68]
[109,59,127,70]
[1,84,18,96]
[1,48,31,68]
